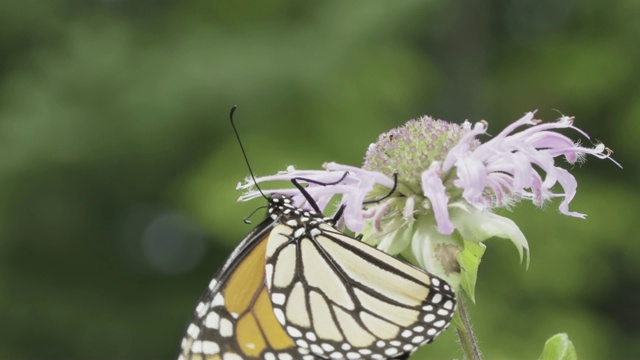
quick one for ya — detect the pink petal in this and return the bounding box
[421,162,454,234]
[554,167,585,218]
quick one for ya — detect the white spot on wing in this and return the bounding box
[310,344,324,354]
[273,308,286,325]
[205,311,220,329]
[411,335,425,344]
[272,293,286,305]
[208,279,218,290]
[432,293,443,304]
[287,326,302,338]
[212,293,225,307]
[187,323,200,338]
[321,343,335,352]
[294,228,305,238]
[219,318,233,337]
[195,302,209,318]
[443,300,454,310]
[191,340,202,352]
[296,339,309,348]
[384,347,398,356]
[202,341,220,354]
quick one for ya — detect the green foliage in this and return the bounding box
[458,240,486,304]
[0,0,638,359]
[539,334,578,360]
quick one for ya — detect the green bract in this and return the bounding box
[539,333,578,360]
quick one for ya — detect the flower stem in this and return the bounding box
[456,296,482,360]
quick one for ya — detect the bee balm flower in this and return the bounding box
[238,111,619,293]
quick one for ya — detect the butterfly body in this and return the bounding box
[178,195,455,360]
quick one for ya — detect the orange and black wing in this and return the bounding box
[177,218,299,360]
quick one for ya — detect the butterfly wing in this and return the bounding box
[265,223,455,359]
[177,218,299,360]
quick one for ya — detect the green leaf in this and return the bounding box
[457,240,486,303]
[451,304,464,329]
[538,333,578,360]
[451,207,529,267]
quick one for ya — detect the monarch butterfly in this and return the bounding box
[177,193,456,360]
[177,107,455,359]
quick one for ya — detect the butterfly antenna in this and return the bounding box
[229,105,268,200]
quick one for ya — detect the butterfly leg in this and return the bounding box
[290,172,349,213]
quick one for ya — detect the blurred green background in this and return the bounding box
[0,1,638,359]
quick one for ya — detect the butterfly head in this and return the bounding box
[267,194,331,225]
